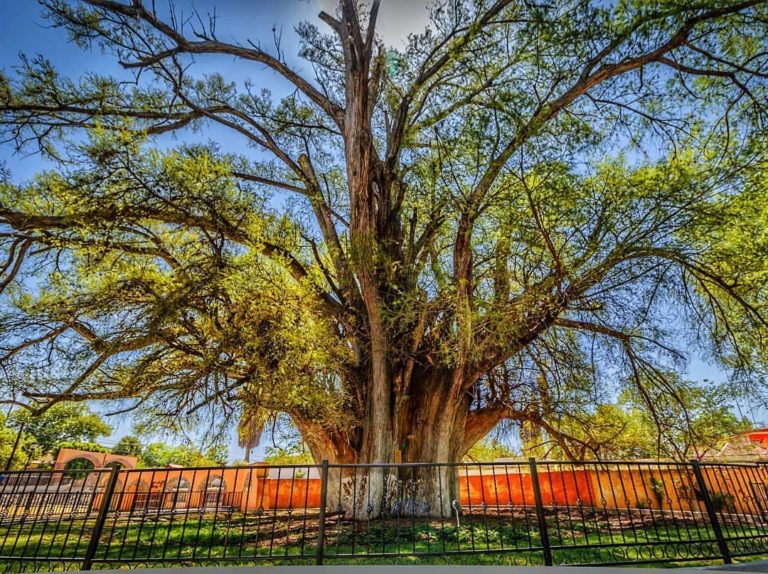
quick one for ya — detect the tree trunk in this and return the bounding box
[395,373,468,518]
[296,370,471,518]
[327,439,464,519]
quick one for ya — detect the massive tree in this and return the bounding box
[2,0,768,514]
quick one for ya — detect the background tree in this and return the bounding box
[464,438,516,462]
[9,403,112,459]
[1,0,768,515]
[259,414,316,465]
[262,445,315,466]
[536,380,752,460]
[139,441,228,468]
[0,411,31,470]
[623,380,753,460]
[112,435,143,457]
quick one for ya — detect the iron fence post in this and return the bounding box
[529,457,553,566]
[316,459,329,565]
[690,460,731,564]
[82,466,120,570]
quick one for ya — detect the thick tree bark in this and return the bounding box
[293,367,486,518]
[393,370,466,516]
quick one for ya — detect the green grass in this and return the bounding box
[2,508,768,570]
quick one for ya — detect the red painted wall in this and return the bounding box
[98,463,768,518]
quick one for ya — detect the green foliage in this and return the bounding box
[0,143,354,439]
[0,411,30,470]
[464,439,516,462]
[9,403,112,458]
[63,455,95,480]
[636,498,652,510]
[623,378,752,459]
[260,415,314,465]
[139,441,228,468]
[650,476,666,507]
[112,435,143,457]
[263,444,314,466]
[203,444,229,466]
[547,379,752,461]
[709,491,736,513]
[1,0,767,466]
[57,440,109,454]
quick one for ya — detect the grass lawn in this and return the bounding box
[2,508,768,570]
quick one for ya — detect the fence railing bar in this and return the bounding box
[42,470,68,561]
[81,466,120,570]
[316,459,329,566]
[691,459,732,564]
[6,458,768,570]
[529,457,553,566]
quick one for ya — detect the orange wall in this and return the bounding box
[113,467,259,512]
[102,463,768,517]
[457,468,593,507]
[747,430,768,445]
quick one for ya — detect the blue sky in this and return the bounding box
[0,0,433,179]
[0,1,761,461]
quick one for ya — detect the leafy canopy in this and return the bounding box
[139,441,228,468]
[9,403,112,457]
[0,0,767,461]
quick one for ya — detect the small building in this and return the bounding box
[53,447,138,471]
[746,429,768,447]
[700,429,768,461]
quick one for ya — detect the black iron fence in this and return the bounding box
[2,459,768,570]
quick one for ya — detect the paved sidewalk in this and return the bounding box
[706,561,768,572]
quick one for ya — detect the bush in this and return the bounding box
[58,441,110,453]
[709,491,736,513]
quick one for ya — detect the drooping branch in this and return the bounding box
[0,0,766,468]
[0,237,32,293]
[75,0,344,125]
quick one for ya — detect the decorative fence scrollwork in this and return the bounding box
[2,459,768,569]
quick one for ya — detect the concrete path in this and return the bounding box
[705,561,768,572]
